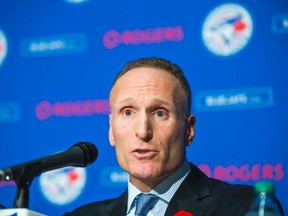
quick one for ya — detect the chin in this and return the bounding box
[131,164,162,179]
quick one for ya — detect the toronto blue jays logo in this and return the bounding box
[202,3,253,56]
[0,30,8,67]
[39,167,86,205]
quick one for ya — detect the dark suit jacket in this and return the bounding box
[65,163,256,216]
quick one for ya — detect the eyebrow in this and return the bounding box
[116,97,170,107]
[116,97,134,106]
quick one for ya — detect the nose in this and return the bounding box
[135,113,153,141]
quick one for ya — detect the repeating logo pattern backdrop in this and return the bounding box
[0,0,287,215]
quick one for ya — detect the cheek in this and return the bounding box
[159,121,184,142]
[115,145,124,160]
[112,118,131,138]
[161,124,186,155]
[112,125,132,150]
[114,143,129,170]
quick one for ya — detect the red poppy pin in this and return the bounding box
[174,210,193,216]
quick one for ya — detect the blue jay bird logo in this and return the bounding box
[202,4,253,56]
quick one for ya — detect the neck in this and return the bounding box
[129,159,187,192]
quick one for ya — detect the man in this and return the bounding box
[65,57,270,215]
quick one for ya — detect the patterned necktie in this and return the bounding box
[134,193,159,216]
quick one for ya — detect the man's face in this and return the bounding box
[109,67,195,190]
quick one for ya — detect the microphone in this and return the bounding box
[0,142,98,182]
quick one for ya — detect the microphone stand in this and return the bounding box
[13,162,42,208]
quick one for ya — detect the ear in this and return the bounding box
[109,114,115,146]
[185,115,196,146]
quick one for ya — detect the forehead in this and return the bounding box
[110,67,184,108]
[111,67,180,96]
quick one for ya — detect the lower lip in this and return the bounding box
[132,151,158,159]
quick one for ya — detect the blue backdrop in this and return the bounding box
[0,0,287,215]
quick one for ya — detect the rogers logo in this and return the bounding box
[35,99,110,120]
[199,163,284,182]
[102,25,184,49]
[0,180,15,188]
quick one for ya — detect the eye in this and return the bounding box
[155,110,167,117]
[123,109,132,116]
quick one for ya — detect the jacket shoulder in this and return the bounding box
[184,163,255,215]
[208,178,254,202]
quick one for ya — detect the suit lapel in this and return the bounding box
[165,163,211,216]
[104,190,128,216]
[103,163,212,216]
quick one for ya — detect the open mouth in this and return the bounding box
[132,149,158,159]
[136,149,150,153]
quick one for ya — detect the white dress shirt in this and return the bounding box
[126,159,190,216]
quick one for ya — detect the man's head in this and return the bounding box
[109,57,195,191]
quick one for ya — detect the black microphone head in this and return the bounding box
[73,142,98,166]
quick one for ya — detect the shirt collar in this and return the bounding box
[126,159,190,214]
